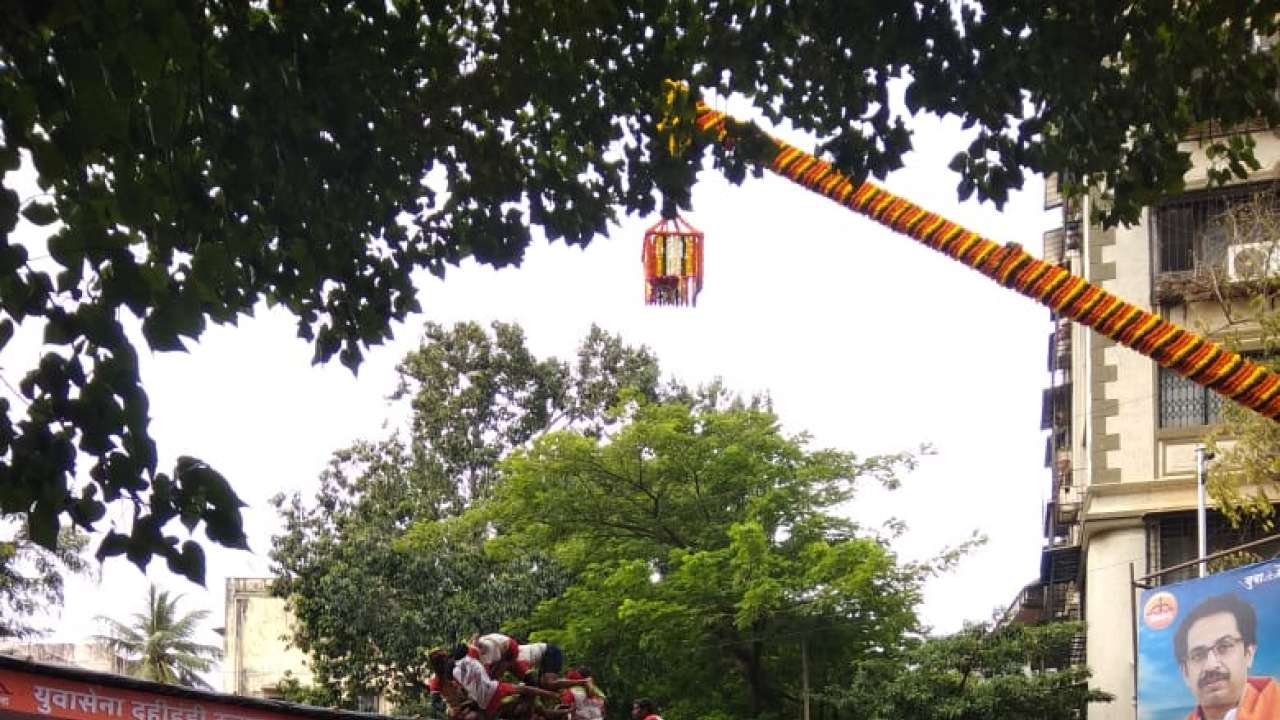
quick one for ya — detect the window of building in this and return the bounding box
[1158,351,1277,428]
[1145,510,1279,586]
[1041,382,1071,430]
[1153,180,1280,273]
[1158,366,1225,428]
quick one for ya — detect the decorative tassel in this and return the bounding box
[642,217,704,306]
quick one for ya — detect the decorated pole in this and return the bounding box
[663,82,1280,422]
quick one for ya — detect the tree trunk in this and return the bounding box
[731,639,769,717]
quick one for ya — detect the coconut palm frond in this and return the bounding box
[94,584,220,689]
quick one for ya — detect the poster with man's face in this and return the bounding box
[1138,559,1280,720]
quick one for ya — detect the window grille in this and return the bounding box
[1153,181,1280,273]
[1041,383,1071,430]
[1145,511,1280,586]
[1158,366,1223,428]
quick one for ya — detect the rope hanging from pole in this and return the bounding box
[658,80,1280,423]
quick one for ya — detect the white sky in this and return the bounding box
[4,97,1055,690]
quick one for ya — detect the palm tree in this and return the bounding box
[94,584,222,689]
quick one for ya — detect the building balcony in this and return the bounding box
[1152,179,1280,303]
[1045,503,1083,548]
[1041,383,1072,431]
[1046,320,1071,373]
[1004,580,1047,626]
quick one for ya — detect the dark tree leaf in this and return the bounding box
[20,202,58,226]
[95,531,131,561]
[27,502,61,549]
[166,541,206,586]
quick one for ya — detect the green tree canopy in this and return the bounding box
[274,323,979,717]
[474,398,960,720]
[93,583,223,689]
[1202,190,1280,536]
[3,1,1276,579]
[828,621,1111,720]
[1206,348,1280,537]
[270,322,671,706]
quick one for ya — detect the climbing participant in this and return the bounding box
[431,643,563,720]
[426,648,479,720]
[558,669,605,720]
[515,642,590,691]
[470,632,521,678]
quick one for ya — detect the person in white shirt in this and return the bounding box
[471,633,521,671]
[515,642,589,692]
[430,644,562,720]
[558,669,605,720]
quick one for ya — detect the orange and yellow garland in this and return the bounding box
[681,95,1280,422]
[642,216,704,306]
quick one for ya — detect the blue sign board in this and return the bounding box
[1138,559,1280,720]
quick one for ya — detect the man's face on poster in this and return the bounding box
[1181,611,1257,713]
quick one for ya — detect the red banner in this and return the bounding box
[0,667,301,720]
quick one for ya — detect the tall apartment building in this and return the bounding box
[1010,126,1280,720]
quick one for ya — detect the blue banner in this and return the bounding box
[1138,559,1280,720]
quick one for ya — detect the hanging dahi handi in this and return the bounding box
[642,215,704,306]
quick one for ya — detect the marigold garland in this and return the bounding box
[642,216,704,306]
[681,94,1280,422]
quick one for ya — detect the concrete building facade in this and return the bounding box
[1014,127,1280,720]
[222,578,313,700]
[0,642,128,676]
[221,578,391,714]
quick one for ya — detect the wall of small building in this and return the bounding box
[223,578,313,698]
[0,642,128,676]
[222,579,398,713]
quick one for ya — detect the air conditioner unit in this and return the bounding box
[1227,242,1280,281]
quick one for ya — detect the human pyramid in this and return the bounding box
[428,633,659,720]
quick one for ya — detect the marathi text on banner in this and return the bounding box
[33,685,126,717]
